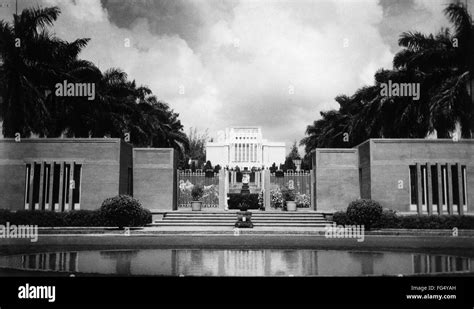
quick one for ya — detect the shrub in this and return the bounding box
[295,193,310,208]
[258,191,264,210]
[372,209,400,229]
[0,209,13,225]
[346,199,383,230]
[191,185,204,201]
[270,187,284,208]
[10,210,65,227]
[63,210,107,227]
[283,190,296,202]
[332,211,351,225]
[227,193,259,209]
[99,195,149,229]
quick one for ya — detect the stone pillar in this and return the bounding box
[447,163,453,215]
[47,163,55,210]
[416,163,423,215]
[426,163,433,215]
[38,161,45,210]
[311,168,315,210]
[219,169,227,210]
[436,163,443,215]
[263,170,271,210]
[58,162,65,212]
[456,163,464,215]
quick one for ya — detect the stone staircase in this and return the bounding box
[150,211,331,228]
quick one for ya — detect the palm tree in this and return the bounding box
[301,2,473,156]
[394,2,473,137]
[0,6,90,137]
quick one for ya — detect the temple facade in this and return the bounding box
[205,127,286,169]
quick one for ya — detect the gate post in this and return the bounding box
[219,169,227,210]
[311,169,315,210]
[263,170,271,210]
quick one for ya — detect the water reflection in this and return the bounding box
[0,249,472,276]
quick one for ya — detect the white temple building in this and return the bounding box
[206,127,285,169]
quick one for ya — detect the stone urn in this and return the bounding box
[286,201,297,211]
[191,201,202,211]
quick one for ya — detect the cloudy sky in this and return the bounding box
[1,0,469,151]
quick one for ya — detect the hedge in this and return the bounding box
[227,193,259,209]
[332,210,474,229]
[0,196,152,228]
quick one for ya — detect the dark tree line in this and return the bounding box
[301,3,473,164]
[0,6,189,155]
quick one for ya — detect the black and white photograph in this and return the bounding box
[0,0,473,306]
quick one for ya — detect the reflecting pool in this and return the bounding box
[0,249,473,276]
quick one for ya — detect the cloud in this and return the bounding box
[1,0,454,151]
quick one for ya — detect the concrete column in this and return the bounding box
[416,163,423,215]
[28,163,35,210]
[38,161,45,210]
[218,169,226,210]
[67,163,75,211]
[48,163,55,211]
[58,162,65,212]
[457,163,464,215]
[311,168,315,210]
[447,163,453,215]
[436,163,443,215]
[426,163,433,215]
[263,170,271,210]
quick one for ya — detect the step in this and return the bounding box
[165,212,324,216]
[150,222,331,227]
[164,214,325,218]
[159,220,328,224]
[162,218,328,223]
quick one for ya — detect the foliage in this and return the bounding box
[295,193,310,208]
[282,156,296,172]
[0,208,152,227]
[332,211,351,226]
[191,184,204,201]
[332,209,474,230]
[204,160,213,170]
[180,127,209,169]
[300,2,474,154]
[270,187,284,208]
[258,190,264,210]
[269,163,278,173]
[346,199,383,230]
[227,193,259,209]
[282,189,296,201]
[0,6,189,157]
[99,195,150,229]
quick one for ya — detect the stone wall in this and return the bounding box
[313,149,360,212]
[133,148,177,211]
[0,138,130,211]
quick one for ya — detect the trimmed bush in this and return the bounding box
[346,199,383,230]
[333,208,474,230]
[373,213,474,229]
[332,211,351,225]
[227,193,259,209]
[99,195,150,229]
[63,210,108,227]
[0,209,106,227]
